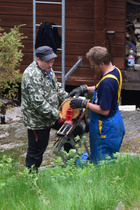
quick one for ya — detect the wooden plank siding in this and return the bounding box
[0,0,126,87]
[106,0,126,88]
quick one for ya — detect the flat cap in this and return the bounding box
[36,46,57,61]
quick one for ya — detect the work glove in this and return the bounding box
[70,98,90,109]
[68,85,88,98]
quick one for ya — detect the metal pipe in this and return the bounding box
[33,0,36,60]
[36,1,62,4]
[65,57,82,81]
[62,0,65,88]
[36,24,62,28]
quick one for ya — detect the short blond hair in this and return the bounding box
[86,46,111,65]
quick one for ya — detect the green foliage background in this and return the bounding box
[0,24,27,102]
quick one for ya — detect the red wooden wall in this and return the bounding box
[0,0,126,87]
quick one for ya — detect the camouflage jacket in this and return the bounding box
[21,61,68,129]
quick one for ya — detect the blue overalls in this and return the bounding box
[89,68,125,164]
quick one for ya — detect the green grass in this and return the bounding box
[0,146,27,169]
[0,153,140,209]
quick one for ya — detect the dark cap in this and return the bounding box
[36,46,57,61]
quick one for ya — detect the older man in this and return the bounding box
[21,46,68,171]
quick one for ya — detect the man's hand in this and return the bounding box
[68,85,88,98]
[57,118,65,125]
[70,98,89,109]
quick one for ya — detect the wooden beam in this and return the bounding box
[124,83,140,90]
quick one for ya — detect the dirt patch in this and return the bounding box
[0,107,140,167]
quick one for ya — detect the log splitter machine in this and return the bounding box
[53,98,90,161]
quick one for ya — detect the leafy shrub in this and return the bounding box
[0,24,27,102]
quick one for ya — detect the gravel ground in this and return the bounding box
[120,109,140,153]
[0,106,140,166]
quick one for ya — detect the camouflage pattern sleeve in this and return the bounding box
[50,69,68,104]
[56,81,68,103]
[21,62,60,129]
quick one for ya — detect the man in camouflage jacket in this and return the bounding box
[21,46,68,171]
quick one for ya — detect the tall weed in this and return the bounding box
[0,154,140,209]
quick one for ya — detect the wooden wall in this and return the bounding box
[0,0,126,87]
[106,0,126,88]
[0,0,33,73]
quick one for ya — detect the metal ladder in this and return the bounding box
[33,0,82,89]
